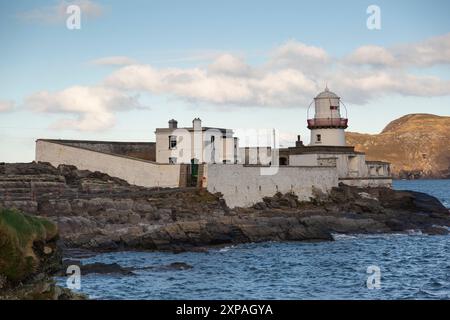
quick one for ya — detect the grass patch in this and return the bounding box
[0,208,57,283]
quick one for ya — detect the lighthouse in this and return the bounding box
[307,87,348,146]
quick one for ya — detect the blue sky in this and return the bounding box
[1,0,450,162]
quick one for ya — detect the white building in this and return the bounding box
[155,118,239,165]
[35,87,392,208]
[308,86,347,146]
[278,87,391,188]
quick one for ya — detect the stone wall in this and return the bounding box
[205,164,338,208]
[37,139,156,161]
[35,140,180,188]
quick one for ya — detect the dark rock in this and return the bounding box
[423,226,449,235]
[136,262,193,272]
[61,261,134,275]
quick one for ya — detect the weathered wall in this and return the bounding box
[205,164,338,208]
[36,140,180,188]
[339,178,392,188]
[289,153,369,178]
[39,139,156,161]
[238,147,272,165]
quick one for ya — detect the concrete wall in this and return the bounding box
[239,147,272,165]
[339,178,392,188]
[36,140,180,188]
[367,162,391,177]
[205,164,338,208]
[41,139,156,161]
[289,153,368,178]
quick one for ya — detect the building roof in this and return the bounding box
[155,127,233,135]
[281,145,363,155]
[315,86,340,99]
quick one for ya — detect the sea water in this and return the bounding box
[58,179,450,300]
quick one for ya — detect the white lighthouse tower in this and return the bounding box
[307,87,348,146]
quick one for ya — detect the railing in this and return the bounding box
[307,118,348,129]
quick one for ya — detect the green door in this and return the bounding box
[190,158,199,187]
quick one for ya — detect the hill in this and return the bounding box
[346,114,450,179]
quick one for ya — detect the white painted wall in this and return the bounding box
[339,178,392,188]
[36,140,180,188]
[155,128,237,164]
[206,164,338,208]
[289,153,368,178]
[288,154,317,166]
[310,128,346,146]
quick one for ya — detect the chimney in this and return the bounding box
[168,119,178,129]
[295,135,304,147]
[193,118,202,130]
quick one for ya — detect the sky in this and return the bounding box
[1,0,449,162]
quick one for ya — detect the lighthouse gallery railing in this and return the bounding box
[307,118,348,129]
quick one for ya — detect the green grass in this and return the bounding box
[0,208,57,283]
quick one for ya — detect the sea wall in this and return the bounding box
[205,164,338,208]
[35,140,180,188]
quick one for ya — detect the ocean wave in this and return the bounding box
[218,245,236,252]
[331,233,410,241]
[331,233,358,240]
[406,229,423,235]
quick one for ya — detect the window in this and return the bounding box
[330,105,339,110]
[169,157,177,164]
[169,135,177,149]
[316,134,322,143]
[211,136,215,143]
[279,157,288,165]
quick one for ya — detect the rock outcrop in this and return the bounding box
[346,114,450,179]
[0,208,84,299]
[1,162,449,254]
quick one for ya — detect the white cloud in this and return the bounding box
[268,40,330,75]
[104,36,450,107]
[271,40,329,65]
[105,60,318,107]
[346,32,450,68]
[327,69,450,104]
[0,100,15,112]
[207,54,252,77]
[345,46,396,67]
[24,34,450,131]
[90,56,138,66]
[25,86,142,131]
[396,32,450,67]
[18,0,103,24]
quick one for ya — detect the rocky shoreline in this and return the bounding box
[1,162,449,299]
[1,162,449,254]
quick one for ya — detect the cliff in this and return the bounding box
[346,114,450,179]
[0,162,449,254]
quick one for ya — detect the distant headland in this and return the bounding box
[347,114,450,179]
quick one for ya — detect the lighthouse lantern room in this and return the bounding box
[307,87,348,146]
